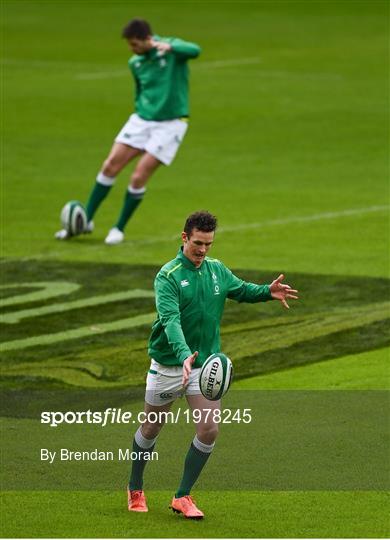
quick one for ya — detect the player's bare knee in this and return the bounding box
[102,157,121,177]
[197,423,219,444]
[140,421,162,439]
[130,170,147,189]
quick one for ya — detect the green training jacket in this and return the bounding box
[129,36,201,121]
[148,248,273,368]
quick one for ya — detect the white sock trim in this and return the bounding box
[193,435,215,454]
[97,171,115,186]
[128,185,146,195]
[135,427,157,449]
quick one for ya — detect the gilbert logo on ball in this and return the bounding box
[60,201,87,236]
[199,353,233,401]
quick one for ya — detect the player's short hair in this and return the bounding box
[122,19,152,40]
[184,211,218,237]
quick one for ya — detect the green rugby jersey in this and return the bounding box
[129,36,201,121]
[148,248,273,368]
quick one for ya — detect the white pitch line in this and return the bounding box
[197,57,261,68]
[3,57,341,82]
[74,58,342,82]
[1,205,386,263]
[75,57,262,80]
[76,66,342,81]
[217,205,390,234]
[1,58,124,69]
[127,204,389,246]
[76,69,128,80]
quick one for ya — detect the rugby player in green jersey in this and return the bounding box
[127,211,299,518]
[55,19,200,244]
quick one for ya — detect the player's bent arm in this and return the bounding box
[225,267,272,303]
[169,38,201,59]
[155,273,192,364]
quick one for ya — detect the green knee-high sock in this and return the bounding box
[175,440,214,498]
[115,187,145,232]
[85,173,115,221]
[129,428,156,490]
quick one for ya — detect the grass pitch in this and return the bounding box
[2,490,389,538]
[1,0,389,537]
[1,352,389,537]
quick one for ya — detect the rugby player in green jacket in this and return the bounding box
[55,19,200,244]
[128,211,299,518]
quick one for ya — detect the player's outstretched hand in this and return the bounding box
[182,351,199,387]
[151,40,172,53]
[269,274,299,309]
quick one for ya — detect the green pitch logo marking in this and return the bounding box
[1,282,156,352]
[1,286,154,326]
[0,282,80,308]
[1,312,156,352]
[1,260,389,391]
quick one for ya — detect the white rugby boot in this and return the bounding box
[85,221,94,234]
[105,227,124,245]
[54,228,70,240]
[54,221,94,240]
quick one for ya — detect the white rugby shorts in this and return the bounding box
[145,359,202,406]
[115,113,188,166]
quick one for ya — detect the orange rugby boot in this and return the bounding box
[127,489,148,512]
[170,495,204,519]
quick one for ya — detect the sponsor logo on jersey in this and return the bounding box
[181,279,189,287]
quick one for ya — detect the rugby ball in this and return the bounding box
[60,201,87,236]
[199,353,233,401]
